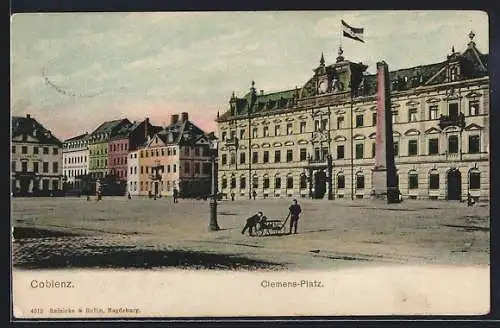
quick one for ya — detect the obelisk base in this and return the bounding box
[371,167,388,200]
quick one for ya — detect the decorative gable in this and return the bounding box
[404,129,421,136]
[424,127,441,134]
[464,123,483,131]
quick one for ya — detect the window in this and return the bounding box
[355,143,364,159]
[392,111,398,123]
[300,148,307,161]
[448,103,459,118]
[230,153,235,165]
[393,141,399,156]
[314,120,320,131]
[33,162,39,173]
[337,175,345,189]
[263,151,269,163]
[337,145,345,159]
[275,125,281,136]
[409,172,419,189]
[275,177,281,189]
[286,176,293,189]
[448,135,459,154]
[321,119,328,131]
[252,152,258,164]
[337,116,345,129]
[195,147,200,156]
[140,151,144,158]
[356,115,364,128]
[146,166,149,174]
[173,148,176,156]
[252,128,258,138]
[42,179,49,191]
[52,180,59,190]
[469,135,480,153]
[53,147,59,155]
[173,164,176,173]
[286,149,293,162]
[222,178,227,189]
[43,147,49,154]
[202,163,210,174]
[371,143,376,158]
[252,176,258,189]
[145,150,149,158]
[429,138,439,155]
[240,129,245,139]
[184,162,190,174]
[33,147,39,154]
[221,154,227,165]
[53,162,58,173]
[469,171,480,189]
[429,105,438,120]
[263,126,269,137]
[12,146,16,154]
[356,174,365,189]
[300,122,306,133]
[300,175,307,189]
[322,147,328,160]
[230,177,236,189]
[240,177,246,189]
[194,163,200,174]
[274,150,281,163]
[429,172,439,190]
[22,146,27,154]
[263,177,270,189]
[184,147,190,156]
[221,132,227,141]
[230,130,236,140]
[408,140,418,156]
[469,100,479,116]
[43,162,49,173]
[240,152,246,164]
[141,166,144,174]
[372,112,377,126]
[287,123,293,135]
[408,108,418,122]
[22,162,28,172]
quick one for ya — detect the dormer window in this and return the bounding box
[450,67,458,81]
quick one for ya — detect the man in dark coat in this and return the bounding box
[173,188,178,203]
[241,211,263,236]
[288,199,302,234]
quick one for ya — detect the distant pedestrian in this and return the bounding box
[127,192,132,200]
[173,188,179,203]
[288,199,302,234]
[252,190,257,200]
[231,191,235,201]
[241,211,264,236]
[467,193,475,207]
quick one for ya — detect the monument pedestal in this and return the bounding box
[372,167,388,200]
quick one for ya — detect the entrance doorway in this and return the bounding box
[313,170,327,199]
[19,178,30,195]
[447,169,461,200]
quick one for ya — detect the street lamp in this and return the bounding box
[209,139,220,231]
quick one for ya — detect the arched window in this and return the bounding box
[337,173,345,189]
[240,175,246,189]
[300,174,307,189]
[286,174,293,189]
[230,176,236,189]
[252,174,258,189]
[469,169,480,190]
[356,172,365,189]
[429,170,439,190]
[222,177,227,189]
[408,170,419,189]
[263,174,270,189]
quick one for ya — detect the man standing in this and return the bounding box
[288,199,302,234]
[173,188,178,203]
[241,211,264,236]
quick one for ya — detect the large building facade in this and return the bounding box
[216,32,489,202]
[11,114,63,196]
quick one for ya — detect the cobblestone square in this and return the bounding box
[12,197,489,270]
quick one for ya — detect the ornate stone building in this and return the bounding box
[216,32,489,202]
[11,114,63,196]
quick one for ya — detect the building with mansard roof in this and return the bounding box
[11,114,63,196]
[216,31,488,202]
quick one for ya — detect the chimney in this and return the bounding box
[144,117,149,140]
[172,114,179,124]
[181,112,189,122]
[260,90,264,96]
[26,114,31,119]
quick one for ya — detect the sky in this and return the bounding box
[10,11,488,140]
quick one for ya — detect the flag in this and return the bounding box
[342,19,364,43]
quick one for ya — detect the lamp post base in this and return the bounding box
[209,199,220,231]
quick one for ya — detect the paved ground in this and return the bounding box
[11,196,490,270]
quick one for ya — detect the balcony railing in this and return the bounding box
[224,137,239,147]
[438,114,465,130]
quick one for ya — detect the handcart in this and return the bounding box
[255,213,290,236]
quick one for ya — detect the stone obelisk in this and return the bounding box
[372,61,400,203]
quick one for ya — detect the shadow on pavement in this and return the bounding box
[441,224,490,232]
